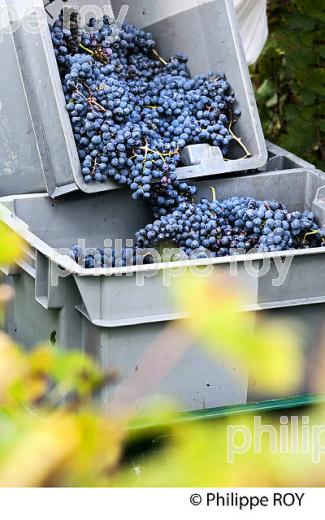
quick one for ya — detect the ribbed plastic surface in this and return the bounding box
[2,165,325,410]
[0,0,267,197]
[1,166,325,322]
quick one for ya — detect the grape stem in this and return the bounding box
[132,139,179,165]
[79,42,108,64]
[91,157,98,177]
[93,46,110,64]
[304,229,321,239]
[79,43,94,56]
[209,76,221,83]
[228,112,251,159]
[210,187,217,202]
[75,84,106,113]
[152,49,168,66]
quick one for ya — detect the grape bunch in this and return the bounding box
[69,245,155,269]
[52,12,325,266]
[50,12,240,211]
[71,196,325,269]
[135,196,325,257]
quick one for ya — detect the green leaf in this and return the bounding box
[308,70,325,96]
[285,104,301,122]
[266,92,278,108]
[298,89,316,106]
[256,79,276,100]
[294,0,325,22]
[251,0,324,173]
[319,120,325,132]
[286,12,316,31]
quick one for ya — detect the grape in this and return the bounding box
[51,12,239,210]
[135,196,325,259]
[71,245,155,269]
[52,13,325,267]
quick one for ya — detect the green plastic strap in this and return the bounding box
[130,394,325,431]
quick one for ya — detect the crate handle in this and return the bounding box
[315,184,325,202]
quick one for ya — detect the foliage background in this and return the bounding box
[251,0,325,169]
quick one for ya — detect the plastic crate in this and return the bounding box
[4,266,249,412]
[0,0,267,197]
[263,142,315,172]
[2,167,325,321]
[2,166,325,410]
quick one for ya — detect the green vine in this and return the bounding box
[251,0,325,169]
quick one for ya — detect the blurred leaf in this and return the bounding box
[0,410,124,487]
[295,0,325,22]
[0,222,24,266]
[49,350,105,397]
[285,104,301,122]
[114,406,325,487]
[0,412,81,487]
[298,89,316,105]
[8,345,109,407]
[257,79,275,100]
[308,70,325,96]
[172,273,303,395]
[286,13,316,31]
[0,335,126,487]
[266,92,278,108]
[0,284,14,306]
[0,333,26,404]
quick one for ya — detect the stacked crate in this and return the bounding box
[0,0,321,413]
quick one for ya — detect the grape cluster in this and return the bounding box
[50,12,239,211]
[52,13,325,267]
[70,197,325,269]
[135,196,325,257]
[70,245,155,269]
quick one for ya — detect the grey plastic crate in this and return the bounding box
[263,142,315,172]
[4,270,248,412]
[2,166,325,410]
[1,167,325,322]
[0,0,267,197]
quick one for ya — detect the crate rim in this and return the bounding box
[2,165,325,274]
